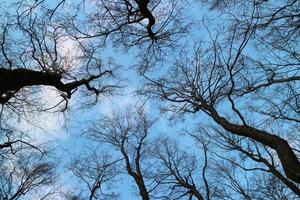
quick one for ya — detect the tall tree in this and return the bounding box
[1,0,300,199]
[85,106,155,200]
[143,0,300,184]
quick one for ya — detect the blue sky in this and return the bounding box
[0,0,281,199]
[26,1,216,198]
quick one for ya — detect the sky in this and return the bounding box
[0,0,213,198]
[0,0,284,199]
[30,1,211,198]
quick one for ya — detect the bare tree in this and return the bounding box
[0,1,118,110]
[58,0,188,47]
[211,152,299,200]
[0,1,120,173]
[77,103,300,199]
[213,129,300,197]
[150,137,209,200]
[143,3,300,183]
[0,0,187,153]
[85,106,155,200]
[186,125,300,200]
[2,0,300,199]
[68,147,120,200]
[0,151,56,200]
[0,1,187,199]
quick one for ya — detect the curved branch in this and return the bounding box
[196,97,300,184]
[240,76,300,96]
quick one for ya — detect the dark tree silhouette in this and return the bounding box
[85,106,154,200]
[0,151,56,200]
[68,148,120,200]
[1,0,300,199]
[151,137,208,200]
[143,0,300,183]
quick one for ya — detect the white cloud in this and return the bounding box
[12,86,70,144]
[98,87,149,117]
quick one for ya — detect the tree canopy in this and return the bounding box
[0,0,299,199]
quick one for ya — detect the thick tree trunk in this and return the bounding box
[0,68,65,93]
[136,177,150,200]
[192,188,204,200]
[201,102,300,184]
[135,0,156,39]
[0,68,104,103]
